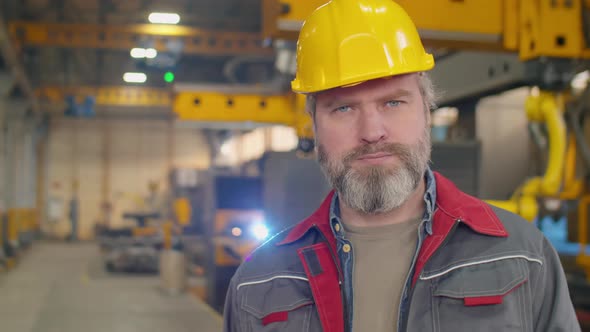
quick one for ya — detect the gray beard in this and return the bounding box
[317,130,431,215]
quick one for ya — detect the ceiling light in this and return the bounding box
[145,48,158,59]
[130,48,146,58]
[148,12,180,24]
[123,72,147,83]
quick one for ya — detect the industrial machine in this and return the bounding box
[97,169,205,275]
[194,171,266,312]
[98,212,163,274]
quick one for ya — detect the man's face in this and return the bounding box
[314,74,431,215]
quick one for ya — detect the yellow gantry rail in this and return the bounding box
[9,21,273,57]
[36,86,173,107]
[262,0,590,60]
[35,86,314,139]
[173,89,313,139]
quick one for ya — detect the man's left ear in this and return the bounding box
[425,106,432,127]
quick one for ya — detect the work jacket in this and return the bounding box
[223,172,580,331]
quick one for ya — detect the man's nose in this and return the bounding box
[358,108,388,144]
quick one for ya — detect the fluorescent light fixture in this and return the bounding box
[130,48,146,58]
[148,12,180,24]
[145,48,158,59]
[123,72,147,83]
[130,48,157,59]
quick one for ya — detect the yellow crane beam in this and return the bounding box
[9,21,273,57]
[35,86,173,107]
[173,89,313,139]
[35,86,314,140]
[262,0,590,60]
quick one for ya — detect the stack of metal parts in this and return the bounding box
[97,213,164,274]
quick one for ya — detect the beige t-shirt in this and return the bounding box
[343,216,421,332]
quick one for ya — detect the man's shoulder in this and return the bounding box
[234,225,308,280]
[457,192,549,257]
[439,180,548,254]
[487,203,547,245]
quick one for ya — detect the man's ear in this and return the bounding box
[426,107,432,127]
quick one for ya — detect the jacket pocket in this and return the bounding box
[426,256,531,332]
[239,275,317,332]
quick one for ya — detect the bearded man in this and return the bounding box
[223,1,580,331]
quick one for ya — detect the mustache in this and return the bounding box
[342,143,412,165]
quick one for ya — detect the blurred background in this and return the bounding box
[2,0,590,331]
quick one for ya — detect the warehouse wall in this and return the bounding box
[476,87,532,200]
[0,105,38,213]
[44,117,211,240]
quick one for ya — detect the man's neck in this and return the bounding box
[339,178,426,228]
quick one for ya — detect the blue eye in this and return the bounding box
[334,105,352,113]
[386,100,401,107]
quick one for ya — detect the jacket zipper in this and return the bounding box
[312,224,349,332]
[400,218,462,332]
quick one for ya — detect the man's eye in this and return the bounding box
[386,100,401,107]
[334,105,352,113]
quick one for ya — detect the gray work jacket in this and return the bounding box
[223,172,581,331]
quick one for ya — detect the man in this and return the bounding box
[223,0,581,331]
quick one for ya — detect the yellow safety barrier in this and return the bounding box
[0,210,4,271]
[7,210,19,248]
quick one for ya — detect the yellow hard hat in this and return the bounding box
[291,0,435,94]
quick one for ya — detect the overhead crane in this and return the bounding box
[262,0,590,61]
[8,21,272,57]
[35,85,314,150]
[36,86,173,107]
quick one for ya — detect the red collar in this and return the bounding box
[433,172,507,237]
[277,171,507,246]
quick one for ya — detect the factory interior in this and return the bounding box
[2,0,590,331]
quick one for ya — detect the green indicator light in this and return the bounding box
[164,71,175,83]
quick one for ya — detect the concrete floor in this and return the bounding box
[0,241,222,332]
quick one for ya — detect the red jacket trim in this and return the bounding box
[262,311,288,325]
[277,190,336,251]
[297,243,344,332]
